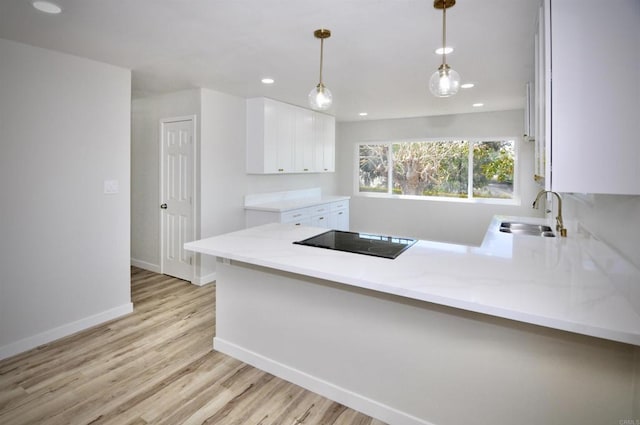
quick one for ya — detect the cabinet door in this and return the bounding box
[327,201,349,231]
[336,207,349,231]
[533,0,551,190]
[294,108,314,172]
[247,98,294,173]
[313,113,336,172]
[328,207,349,231]
[523,82,534,142]
[323,116,336,172]
[550,0,640,194]
[262,100,277,172]
[311,214,329,228]
[274,102,295,173]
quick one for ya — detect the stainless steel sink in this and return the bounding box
[499,222,555,237]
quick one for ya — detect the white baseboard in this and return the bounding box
[130,258,160,273]
[191,272,216,286]
[130,258,214,286]
[213,338,435,425]
[0,303,133,361]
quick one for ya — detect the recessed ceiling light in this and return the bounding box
[32,1,62,14]
[435,47,453,55]
[358,112,368,117]
[261,78,275,84]
[461,83,475,89]
[472,103,484,107]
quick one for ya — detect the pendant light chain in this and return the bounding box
[319,37,324,86]
[442,5,447,67]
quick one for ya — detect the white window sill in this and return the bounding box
[355,191,521,206]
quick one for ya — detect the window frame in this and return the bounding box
[354,137,521,205]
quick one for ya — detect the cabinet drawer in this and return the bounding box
[281,208,312,223]
[309,204,330,215]
[329,201,348,211]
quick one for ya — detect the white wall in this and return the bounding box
[0,39,132,360]
[131,89,201,272]
[198,89,247,280]
[131,90,338,282]
[562,194,640,270]
[336,110,543,245]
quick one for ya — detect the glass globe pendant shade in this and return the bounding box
[429,64,460,97]
[308,83,333,111]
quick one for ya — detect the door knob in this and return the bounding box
[160,203,167,209]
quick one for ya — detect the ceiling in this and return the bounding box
[0,0,540,122]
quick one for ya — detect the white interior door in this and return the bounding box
[160,117,195,281]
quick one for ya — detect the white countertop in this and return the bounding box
[185,216,640,346]
[244,195,350,212]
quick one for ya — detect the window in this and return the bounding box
[358,139,516,201]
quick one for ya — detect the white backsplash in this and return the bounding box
[562,193,640,270]
[245,187,322,207]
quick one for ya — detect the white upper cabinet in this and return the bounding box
[533,0,551,189]
[247,97,336,174]
[536,0,640,194]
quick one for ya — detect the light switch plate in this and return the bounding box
[104,179,119,194]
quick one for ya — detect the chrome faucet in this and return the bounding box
[532,190,567,237]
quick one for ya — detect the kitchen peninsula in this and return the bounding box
[185,217,640,425]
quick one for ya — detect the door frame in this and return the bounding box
[159,115,198,282]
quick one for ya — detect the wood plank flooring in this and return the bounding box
[0,267,386,425]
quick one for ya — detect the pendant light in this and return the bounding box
[309,29,333,111]
[429,0,461,97]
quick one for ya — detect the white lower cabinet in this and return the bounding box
[246,200,349,231]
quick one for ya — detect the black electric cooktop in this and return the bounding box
[293,230,417,259]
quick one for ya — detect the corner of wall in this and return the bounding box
[634,346,640,418]
[130,258,161,273]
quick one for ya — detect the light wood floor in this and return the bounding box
[0,267,386,425]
